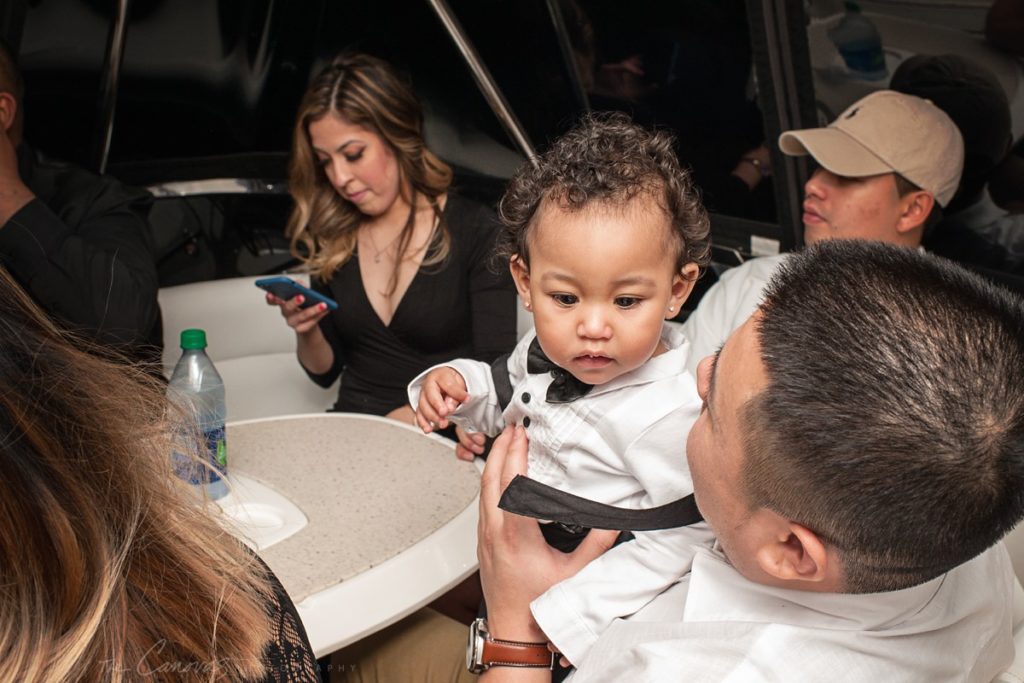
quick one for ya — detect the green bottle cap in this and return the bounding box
[179,328,208,350]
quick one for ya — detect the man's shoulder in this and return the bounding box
[716,253,789,287]
[25,145,151,217]
[577,544,1017,682]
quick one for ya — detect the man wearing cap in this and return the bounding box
[891,53,1024,272]
[681,89,963,375]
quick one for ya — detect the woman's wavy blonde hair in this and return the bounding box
[287,52,453,290]
[0,266,275,682]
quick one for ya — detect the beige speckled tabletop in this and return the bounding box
[227,414,480,602]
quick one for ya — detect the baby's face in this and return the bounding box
[512,197,696,386]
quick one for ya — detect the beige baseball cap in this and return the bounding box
[779,90,964,207]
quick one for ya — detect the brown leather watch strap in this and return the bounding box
[482,637,554,668]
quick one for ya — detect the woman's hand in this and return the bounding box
[266,292,334,374]
[265,292,331,335]
[478,426,618,644]
[385,404,416,426]
[455,426,486,461]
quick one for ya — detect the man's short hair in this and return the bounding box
[779,90,964,208]
[744,240,1024,593]
[496,112,711,274]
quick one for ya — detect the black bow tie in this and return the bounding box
[526,337,594,403]
[499,474,703,531]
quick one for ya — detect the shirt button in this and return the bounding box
[523,416,532,428]
[522,392,531,404]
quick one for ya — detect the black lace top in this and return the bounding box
[257,559,322,682]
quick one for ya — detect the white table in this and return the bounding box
[217,413,481,658]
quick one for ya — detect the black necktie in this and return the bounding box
[499,474,704,531]
[526,338,594,403]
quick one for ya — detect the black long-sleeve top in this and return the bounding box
[305,194,518,415]
[0,144,162,363]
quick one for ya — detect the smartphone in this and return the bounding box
[255,276,339,310]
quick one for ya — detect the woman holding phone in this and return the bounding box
[268,52,516,424]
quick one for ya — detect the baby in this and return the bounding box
[409,114,714,666]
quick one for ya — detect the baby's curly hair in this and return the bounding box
[496,112,711,274]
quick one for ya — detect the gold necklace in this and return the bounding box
[364,227,402,264]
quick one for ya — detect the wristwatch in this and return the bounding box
[466,618,556,673]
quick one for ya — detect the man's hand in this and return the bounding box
[0,124,34,225]
[415,366,469,433]
[478,425,619,643]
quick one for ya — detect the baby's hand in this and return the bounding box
[415,367,469,434]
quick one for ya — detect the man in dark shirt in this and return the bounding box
[0,42,161,364]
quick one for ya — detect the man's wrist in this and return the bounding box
[468,618,555,674]
[487,615,548,644]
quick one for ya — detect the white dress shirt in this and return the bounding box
[572,542,1016,682]
[680,254,786,376]
[408,323,713,664]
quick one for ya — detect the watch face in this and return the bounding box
[467,618,487,673]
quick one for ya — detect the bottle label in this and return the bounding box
[172,425,227,486]
[206,425,228,472]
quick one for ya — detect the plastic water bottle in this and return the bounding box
[828,3,887,81]
[168,328,228,500]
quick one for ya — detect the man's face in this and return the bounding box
[801,169,908,245]
[687,316,775,582]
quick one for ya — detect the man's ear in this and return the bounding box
[0,92,17,134]
[896,190,935,234]
[755,522,830,584]
[509,255,531,306]
[666,262,699,319]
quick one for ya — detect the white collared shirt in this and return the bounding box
[572,543,1016,682]
[680,254,787,377]
[408,323,713,664]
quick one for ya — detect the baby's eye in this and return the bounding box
[614,296,641,309]
[345,149,365,163]
[552,293,578,306]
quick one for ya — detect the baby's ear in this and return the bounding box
[666,262,699,318]
[509,255,531,301]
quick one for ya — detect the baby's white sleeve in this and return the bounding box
[407,358,506,436]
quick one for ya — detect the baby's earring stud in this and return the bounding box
[668,305,675,312]
[524,300,532,310]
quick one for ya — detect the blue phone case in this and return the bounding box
[255,277,339,310]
